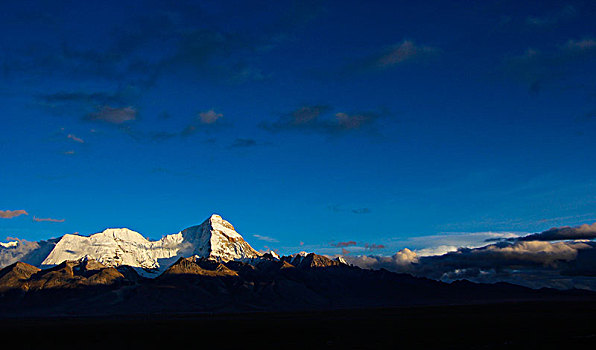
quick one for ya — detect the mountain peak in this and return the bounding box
[203,214,236,232]
[208,213,223,221]
[0,261,41,292]
[97,228,148,242]
[180,214,260,261]
[160,256,239,278]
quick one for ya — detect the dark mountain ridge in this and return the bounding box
[1,252,593,318]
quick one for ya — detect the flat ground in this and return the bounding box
[2,301,596,349]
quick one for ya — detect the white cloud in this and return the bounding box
[343,248,418,271]
[415,245,459,257]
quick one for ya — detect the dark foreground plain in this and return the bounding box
[2,301,596,349]
[2,255,596,348]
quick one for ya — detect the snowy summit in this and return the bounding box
[1,214,261,274]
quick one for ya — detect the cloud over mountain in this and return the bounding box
[343,248,418,271]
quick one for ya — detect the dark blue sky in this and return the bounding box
[1,0,595,255]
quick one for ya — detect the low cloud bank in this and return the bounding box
[342,223,596,290]
[343,248,418,272]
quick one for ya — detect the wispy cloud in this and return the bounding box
[393,231,521,252]
[35,89,140,129]
[150,109,227,142]
[230,138,258,148]
[503,37,596,92]
[2,4,325,145]
[37,90,132,106]
[32,216,65,223]
[331,241,357,248]
[372,40,439,69]
[261,105,330,131]
[563,38,596,52]
[364,243,386,250]
[329,205,373,215]
[334,113,379,130]
[342,40,439,74]
[500,222,596,242]
[328,240,386,253]
[67,133,84,143]
[1,4,269,88]
[253,234,279,243]
[526,5,577,27]
[86,106,137,124]
[261,105,382,135]
[0,210,28,219]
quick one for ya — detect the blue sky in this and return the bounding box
[1,0,596,255]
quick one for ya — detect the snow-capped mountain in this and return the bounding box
[1,214,261,274]
[174,214,260,261]
[0,241,18,248]
[41,227,181,270]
